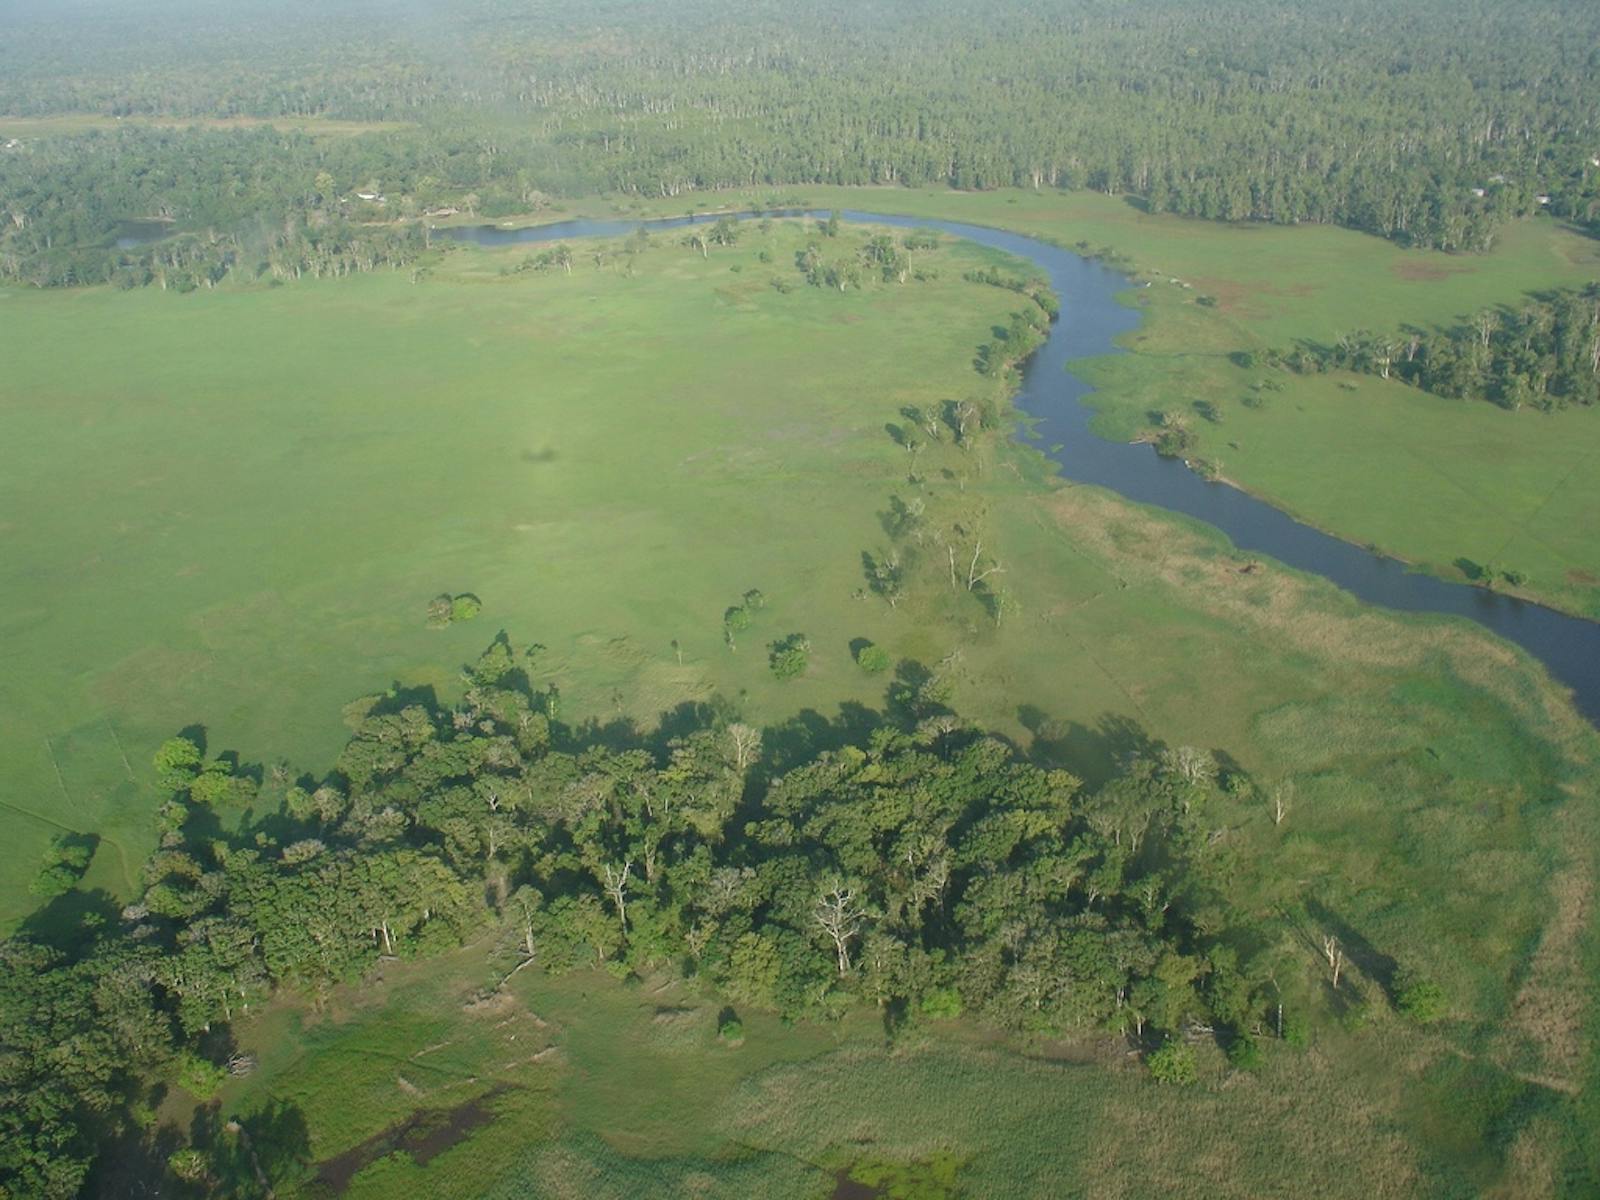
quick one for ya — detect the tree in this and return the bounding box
[1398,977,1448,1024]
[855,643,892,673]
[1321,934,1345,990]
[726,723,763,772]
[154,735,203,793]
[1146,1039,1198,1084]
[30,835,94,897]
[813,882,869,975]
[768,633,811,680]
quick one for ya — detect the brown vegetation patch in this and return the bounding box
[1392,259,1472,283]
[1035,484,1593,744]
[1502,806,1593,1085]
[1566,567,1600,587]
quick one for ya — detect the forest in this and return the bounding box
[1,634,1377,1198]
[3,0,1600,288]
[1289,285,1600,411]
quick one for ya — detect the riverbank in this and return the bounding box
[444,209,1600,723]
[499,187,1600,622]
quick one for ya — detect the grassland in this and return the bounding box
[0,222,1025,920]
[579,187,1600,618]
[5,208,1599,1195]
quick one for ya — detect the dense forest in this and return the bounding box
[0,633,1395,1198]
[1290,285,1600,411]
[3,0,1600,287]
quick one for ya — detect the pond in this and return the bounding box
[445,210,1600,722]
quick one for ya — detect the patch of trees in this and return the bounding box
[426,593,483,629]
[1292,286,1600,411]
[788,227,939,292]
[0,631,1415,1195]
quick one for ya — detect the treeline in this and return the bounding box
[0,126,434,288]
[3,0,1600,289]
[1286,286,1600,411]
[4,634,1326,1197]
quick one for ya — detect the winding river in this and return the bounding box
[446,210,1600,722]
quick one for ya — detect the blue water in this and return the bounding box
[445,209,1600,722]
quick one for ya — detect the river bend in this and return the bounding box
[446,210,1600,722]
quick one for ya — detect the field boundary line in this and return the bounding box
[43,735,75,814]
[106,720,138,782]
[0,796,77,834]
[1484,443,1598,566]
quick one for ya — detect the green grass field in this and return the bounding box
[577,187,1600,617]
[5,206,1599,1195]
[0,222,1028,919]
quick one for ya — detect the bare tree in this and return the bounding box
[967,540,1005,591]
[726,722,763,773]
[814,883,869,975]
[1322,934,1345,989]
[1163,745,1216,787]
[1271,782,1292,826]
[602,861,634,935]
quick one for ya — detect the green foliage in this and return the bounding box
[29,835,93,898]
[427,592,482,627]
[1309,288,1600,412]
[167,1148,210,1184]
[920,987,963,1020]
[1227,1035,1265,1072]
[175,1051,228,1099]
[153,735,203,793]
[856,642,892,674]
[718,1014,745,1041]
[845,1153,963,1199]
[1146,1040,1198,1085]
[1398,978,1449,1025]
[767,633,811,680]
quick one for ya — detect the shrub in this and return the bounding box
[718,1013,745,1041]
[30,835,94,897]
[920,987,963,1020]
[768,633,811,680]
[425,593,454,628]
[450,593,482,622]
[1227,1035,1264,1072]
[1146,1040,1198,1085]
[168,1149,210,1184]
[856,643,892,673]
[1398,978,1449,1025]
[175,1052,228,1099]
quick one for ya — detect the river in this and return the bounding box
[444,209,1600,722]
